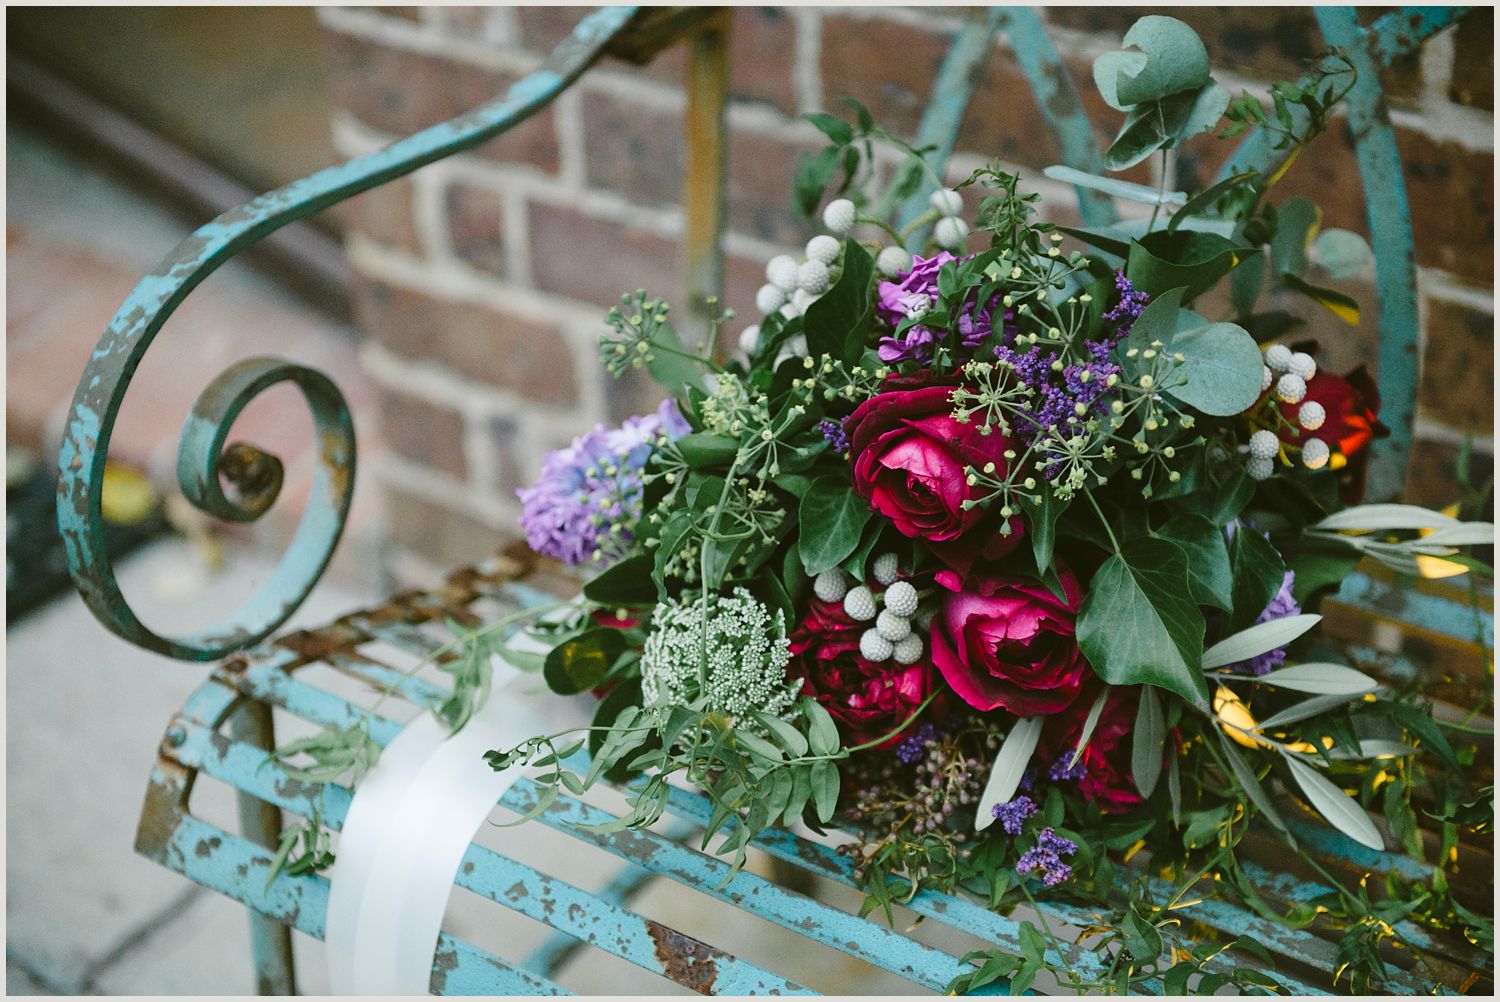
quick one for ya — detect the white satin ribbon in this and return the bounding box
[325,641,589,994]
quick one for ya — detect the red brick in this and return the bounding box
[353,274,578,404]
[1399,131,1493,284]
[728,128,823,245]
[581,90,684,208]
[1402,436,1494,511]
[446,181,506,276]
[1418,296,1493,434]
[1450,8,1493,111]
[323,30,559,171]
[527,201,683,309]
[344,176,422,255]
[377,386,468,478]
[383,486,515,568]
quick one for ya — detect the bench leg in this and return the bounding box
[232,700,298,994]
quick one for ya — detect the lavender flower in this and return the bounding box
[1048,752,1088,783]
[1016,826,1077,886]
[1231,569,1301,675]
[895,723,939,764]
[1101,270,1150,341]
[818,419,850,457]
[518,399,689,567]
[991,795,1038,835]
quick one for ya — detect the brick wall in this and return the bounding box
[317,6,1494,579]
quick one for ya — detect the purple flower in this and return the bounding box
[991,795,1038,835]
[1048,752,1088,783]
[876,253,956,327]
[517,399,689,567]
[818,419,851,456]
[895,723,939,764]
[1101,270,1150,341]
[875,253,1009,365]
[1016,826,1076,886]
[1232,569,1301,675]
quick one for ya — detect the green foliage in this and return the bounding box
[797,474,872,575]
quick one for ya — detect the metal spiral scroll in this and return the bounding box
[55,6,641,660]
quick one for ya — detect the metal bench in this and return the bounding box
[58,6,1490,994]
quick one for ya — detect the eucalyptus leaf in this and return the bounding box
[1167,321,1265,416]
[1132,686,1166,798]
[974,717,1043,831]
[1098,16,1211,109]
[1310,228,1371,279]
[1252,663,1379,695]
[1283,754,1384,850]
[1201,613,1322,669]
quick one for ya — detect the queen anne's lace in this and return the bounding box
[640,589,800,719]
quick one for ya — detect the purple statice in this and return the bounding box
[1231,569,1302,675]
[993,324,1123,477]
[991,795,1038,835]
[1101,270,1150,341]
[517,398,689,567]
[1016,827,1077,886]
[1049,752,1088,783]
[818,419,850,456]
[895,723,939,764]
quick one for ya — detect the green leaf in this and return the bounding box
[1270,198,1321,278]
[642,322,707,400]
[543,629,626,695]
[1096,16,1210,109]
[1167,321,1264,416]
[1230,253,1266,316]
[1255,692,1363,731]
[1078,538,1208,707]
[1122,908,1164,962]
[803,699,841,757]
[1132,686,1166,798]
[582,554,656,606]
[1216,731,1295,844]
[1210,471,1255,527]
[1023,489,1068,575]
[1253,663,1379,695]
[798,475,873,575]
[803,111,853,146]
[1176,81,1230,141]
[803,239,874,363]
[1284,754,1384,851]
[1312,503,1459,532]
[793,146,841,218]
[810,760,840,822]
[1155,513,1232,610]
[974,716,1044,830]
[755,711,810,757]
[1127,231,1248,303]
[1042,164,1186,207]
[1227,526,1286,633]
[1169,170,1259,234]
[1201,613,1321,669]
[1056,224,1132,260]
[1310,228,1371,280]
[1281,273,1360,325]
[673,432,740,470]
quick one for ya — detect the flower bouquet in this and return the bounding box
[287,16,1496,994]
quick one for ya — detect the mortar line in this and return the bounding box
[74,884,207,993]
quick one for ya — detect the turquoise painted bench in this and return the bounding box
[58,6,1489,994]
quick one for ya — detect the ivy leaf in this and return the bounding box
[798,475,873,575]
[1228,526,1286,633]
[582,553,656,606]
[1078,538,1208,707]
[803,239,874,364]
[543,628,625,695]
[1155,513,1232,610]
[1023,488,1068,575]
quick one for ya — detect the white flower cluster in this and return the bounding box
[814,555,926,665]
[640,588,801,720]
[1246,344,1332,481]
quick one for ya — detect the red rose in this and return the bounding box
[1277,365,1386,502]
[788,599,941,746]
[845,379,1025,552]
[929,562,1089,716]
[1041,685,1144,812]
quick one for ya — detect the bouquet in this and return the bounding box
[278,16,1493,995]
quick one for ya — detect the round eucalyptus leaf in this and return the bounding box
[1167,321,1265,416]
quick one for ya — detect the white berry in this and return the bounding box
[860,629,895,662]
[755,283,786,314]
[1248,429,1280,460]
[792,288,816,311]
[1264,343,1293,373]
[883,580,919,617]
[876,248,911,280]
[1302,438,1330,470]
[805,234,841,264]
[813,569,848,603]
[934,216,970,250]
[766,255,800,292]
[844,585,877,621]
[892,634,923,665]
[876,609,911,642]
[1261,365,1274,392]
[929,188,963,217]
[822,198,856,234]
[797,259,831,294]
[1276,373,1307,404]
[1299,401,1326,431]
[1288,351,1317,380]
[872,552,900,586]
[1246,455,1275,481]
[737,325,760,356]
[778,301,801,320]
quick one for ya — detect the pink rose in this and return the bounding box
[929,562,1089,715]
[1041,685,1145,812]
[788,599,943,746]
[844,377,1024,550]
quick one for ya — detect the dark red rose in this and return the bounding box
[1041,684,1145,812]
[929,562,1089,716]
[845,378,1025,553]
[1277,365,1386,502]
[788,599,941,746]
